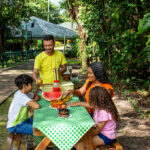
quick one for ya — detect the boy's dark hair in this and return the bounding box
[86,62,112,90]
[43,35,54,43]
[89,86,119,121]
[15,74,33,90]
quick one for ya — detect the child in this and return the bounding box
[7,74,40,136]
[89,86,119,148]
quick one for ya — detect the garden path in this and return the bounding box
[0,60,34,104]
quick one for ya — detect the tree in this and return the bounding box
[28,0,64,24]
[60,0,87,70]
[0,0,64,53]
[60,0,150,84]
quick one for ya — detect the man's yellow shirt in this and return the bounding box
[34,51,67,84]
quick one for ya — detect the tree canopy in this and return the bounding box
[60,0,150,86]
[0,0,64,52]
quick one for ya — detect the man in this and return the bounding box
[33,35,67,84]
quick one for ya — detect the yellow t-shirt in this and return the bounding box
[34,51,67,84]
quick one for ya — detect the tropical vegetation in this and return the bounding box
[60,0,150,89]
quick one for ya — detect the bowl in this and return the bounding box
[50,100,65,108]
[58,108,70,114]
[58,108,70,118]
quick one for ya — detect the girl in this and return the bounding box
[89,86,119,148]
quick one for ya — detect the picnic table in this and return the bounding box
[33,95,95,150]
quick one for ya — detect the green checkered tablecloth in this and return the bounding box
[33,96,95,150]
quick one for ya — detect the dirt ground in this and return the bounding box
[0,62,150,150]
[71,64,150,150]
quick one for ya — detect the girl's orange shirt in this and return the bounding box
[85,79,114,103]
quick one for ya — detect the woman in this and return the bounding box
[67,62,114,109]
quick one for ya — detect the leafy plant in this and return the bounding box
[71,77,84,89]
[138,13,150,34]
[65,39,79,58]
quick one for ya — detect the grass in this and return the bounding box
[0,96,12,149]
[67,58,81,64]
[120,90,150,119]
[0,60,27,69]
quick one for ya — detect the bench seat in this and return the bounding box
[5,133,35,150]
[99,140,123,150]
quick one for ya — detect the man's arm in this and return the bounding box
[33,68,39,85]
[33,86,41,102]
[59,64,67,75]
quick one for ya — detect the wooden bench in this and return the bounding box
[99,140,123,150]
[4,133,33,150]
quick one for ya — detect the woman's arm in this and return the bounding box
[91,121,107,135]
[78,82,86,95]
[65,82,87,97]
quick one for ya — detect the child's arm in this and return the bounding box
[91,121,107,135]
[27,100,40,109]
[67,101,94,109]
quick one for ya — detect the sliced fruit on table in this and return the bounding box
[61,104,67,109]
[42,91,62,101]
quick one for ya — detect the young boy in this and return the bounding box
[7,74,40,136]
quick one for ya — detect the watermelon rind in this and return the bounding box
[42,91,62,101]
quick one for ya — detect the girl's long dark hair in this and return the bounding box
[86,62,112,90]
[89,86,119,121]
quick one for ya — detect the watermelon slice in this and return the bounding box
[42,91,62,101]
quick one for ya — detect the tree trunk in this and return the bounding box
[67,0,88,70]
[80,39,87,70]
[0,31,4,68]
[134,0,139,29]
[77,22,87,70]
[71,18,73,30]
[0,32,3,53]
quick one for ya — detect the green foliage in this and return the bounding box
[65,39,79,58]
[0,0,30,34]
[28,0,64,24]
[0,0,64,52]
[138,13,150,34]
[74,0,149,85]
[122,91,150,119]
[137,13,150,63]
[67,58,80,65]
[71,77,84,89]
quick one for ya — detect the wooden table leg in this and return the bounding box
[75,129,94,150]
[35,137,51,150]
[83,129,94,150]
